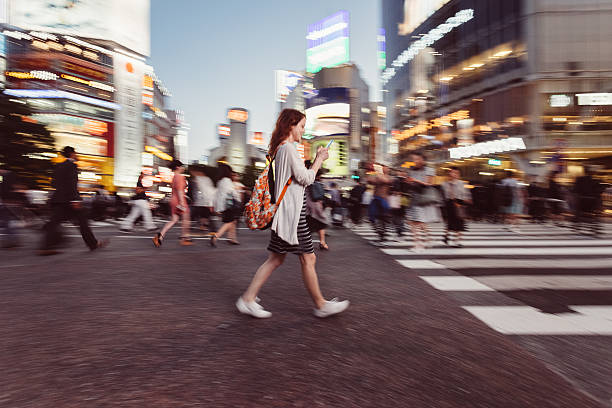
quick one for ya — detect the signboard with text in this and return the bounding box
[113,53,144,187]
[7,0,150,56]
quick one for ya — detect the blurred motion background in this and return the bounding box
[0,0,611,216]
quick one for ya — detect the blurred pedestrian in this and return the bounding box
[388,186,406,240]
[527,177,547,223]
[572,166,603,236]
[499,170,524,233]
[348,179,366,225]
[39,146,108,255]
[91,184,111,221]
[191,167,216,232]
[237,108,349,318]
[546,171,566,226]
[210,164,241,246]
[152,159,192,247]
[407,152,441,252]
[368,165,393,246]
[329,182,344,227]
[305,161,329,250]
[441,166,470,247]
[0,169,20,248]
[121,171,156,232]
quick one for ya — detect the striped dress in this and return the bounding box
[268,193,314,254]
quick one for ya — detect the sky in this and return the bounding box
[150,0,381,162]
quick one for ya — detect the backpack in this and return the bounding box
[499,183,514,207]
[244,156,292,230]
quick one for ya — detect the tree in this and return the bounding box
[0,94,55,188]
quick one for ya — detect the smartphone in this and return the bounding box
[326,139,334,149]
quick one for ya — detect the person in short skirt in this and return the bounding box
[441,166,470,247]
[236,109,349,319]
[407,152,441,252]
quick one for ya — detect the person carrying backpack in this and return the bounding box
[237,109,349,319]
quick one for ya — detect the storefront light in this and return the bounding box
[64,44,82,55]
[32,40,49,50]
[382,9,474,85]
[47,41,64,51]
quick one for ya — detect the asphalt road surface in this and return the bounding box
[1,219,610,407]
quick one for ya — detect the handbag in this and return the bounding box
[413,186,443,206]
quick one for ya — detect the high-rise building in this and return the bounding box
[1,0,189,192]
[382,0,612,181]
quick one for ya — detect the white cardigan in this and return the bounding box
[271,142,316,245]
[214,177,240,212]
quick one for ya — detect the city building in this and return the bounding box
[1,0,189,191]
[303,63,370,177]
[382,0,612,182]
[208,108,265,171]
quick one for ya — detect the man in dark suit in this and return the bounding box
[39,146,108,255]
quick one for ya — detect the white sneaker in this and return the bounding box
[313,298,350,318]
[236,297,272,318]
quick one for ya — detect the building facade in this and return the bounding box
[383,0,612,182]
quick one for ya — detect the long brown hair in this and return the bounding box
[268,108,305,156]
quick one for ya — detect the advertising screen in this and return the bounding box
[8,0,150,56]
[275,70,303,103]
[304,87,350,139]
[399,0,452,36]
[114,53,145,187]
[306,10,349,73]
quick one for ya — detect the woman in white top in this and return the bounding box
[236,109,350,319]
[211,163,241,246]
[191,167,216,231]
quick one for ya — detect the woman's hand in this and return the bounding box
[316,147,329,162]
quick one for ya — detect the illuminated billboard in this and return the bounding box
[377,28,386,70]
[7,0,150,56]
[399,0,452,36]
[306,10,349,74]
[218,124,230,140]
[227,109,248,122]
[304,87,350,139]
[275,70,303,103]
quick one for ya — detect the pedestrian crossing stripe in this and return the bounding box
[374,239,612,247]
[463,306,612,335]
[354,221,612,336]
[423,258,612,269]
[383,247,612,256]
[420,275,612,291]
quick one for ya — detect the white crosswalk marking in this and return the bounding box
[354,221,612,336]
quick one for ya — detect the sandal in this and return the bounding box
[228,240,241,245]
[210,233,217,247]
[152,233,163,247]
[319,243,329,251]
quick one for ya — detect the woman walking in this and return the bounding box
[191,166,216,232]
[441,166,470,247]
[152,159,192,247]
[236,109,349,318]
[210,163,241,246]
[407,152,441,252]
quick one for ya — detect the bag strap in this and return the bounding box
[276,178,292,206]
[268,141,292,206]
